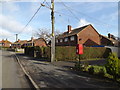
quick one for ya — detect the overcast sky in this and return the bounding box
[0,0,119,42]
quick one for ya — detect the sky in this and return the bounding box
[0,0,119,42]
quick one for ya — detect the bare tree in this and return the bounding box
[36,28,62,44]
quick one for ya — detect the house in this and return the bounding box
[100,33,120,47]
[23,37,47,47]
[56,24,101,46]
[11,39,28,48]
[0,39,12,47]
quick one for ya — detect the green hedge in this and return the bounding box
[24,46,111,61]
[55,46,111,61]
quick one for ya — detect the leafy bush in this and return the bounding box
[88,65,106,76]
[88,66,94,74]
[74,63,82,70]
[105,53,120,80]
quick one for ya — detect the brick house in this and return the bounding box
[11,39,28,48]
[23,37,47,47]
[100,33,120,47]
[0,39,12,47]
[56,24,101,46]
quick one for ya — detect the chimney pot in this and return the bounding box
[18,39,20,42]
[68,25,72,33]
[108,33,111,38]
[31,37,34,40]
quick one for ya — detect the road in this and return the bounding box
[17,53,120,89]
[1,50,30,88]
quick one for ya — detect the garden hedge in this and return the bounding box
[24,46,111,61]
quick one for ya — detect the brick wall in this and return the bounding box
[77,25,101,46]
[100,36,113,46]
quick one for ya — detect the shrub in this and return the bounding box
[105,53,120,80]
[74,63,83,71]
[88,65,106,76]
[98,68,106,77]
[88,66,94,74]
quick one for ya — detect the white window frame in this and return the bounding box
[64,38,68,42]
[70,36,75,41]
[56,39,58,43]
[60,39,63,42]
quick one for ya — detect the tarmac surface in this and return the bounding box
[17,53,120,89]
[2,50,30,88]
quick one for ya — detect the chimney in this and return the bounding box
[31,37,34,41]
[68,25,72,33]
[18,39,20,42]
[108,33,111,38]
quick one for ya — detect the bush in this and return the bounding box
[105,53,120,80]
[74,63,83,71]
[88,66,94,74]
[88,65,106,76]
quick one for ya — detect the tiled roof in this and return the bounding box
[56,24,89,39]
[100,35,119,45]
[0,40,12,44]
[26,38,47,45]
[14,40,27,44]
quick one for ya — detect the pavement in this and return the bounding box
[1,50,31,88]
[16,53,120,89]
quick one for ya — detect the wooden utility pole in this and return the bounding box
[51,0,55,62]
[15,34,18,42]
[15,34,18,52]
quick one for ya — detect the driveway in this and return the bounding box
[16,53,119,88]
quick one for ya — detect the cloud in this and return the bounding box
[0,28,13,38]
[78,19,94,27]
[0,14,33,34]
[2,2,20,13]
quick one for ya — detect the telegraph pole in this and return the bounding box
[15,34,18,42]
[51,0,55,62]
[15,34,18,52]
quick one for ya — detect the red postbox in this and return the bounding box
[76,44,83,55]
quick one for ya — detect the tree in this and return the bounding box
[36,28,62,44]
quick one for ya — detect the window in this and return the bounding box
[64,38,68,42]
[60,39,63,42]
[70,36,75,41]
[56,39,58,43]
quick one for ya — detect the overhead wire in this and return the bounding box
[57,0,118,34]
[3,0,46,41]
[18,0,46,35]
[58,0,117,29]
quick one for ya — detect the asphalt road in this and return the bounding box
[17,53,120,89]
[1,50,30,88]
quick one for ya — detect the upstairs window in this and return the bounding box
[60,39,63,42]
[64,38,68,42]
[70,36,75,41]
